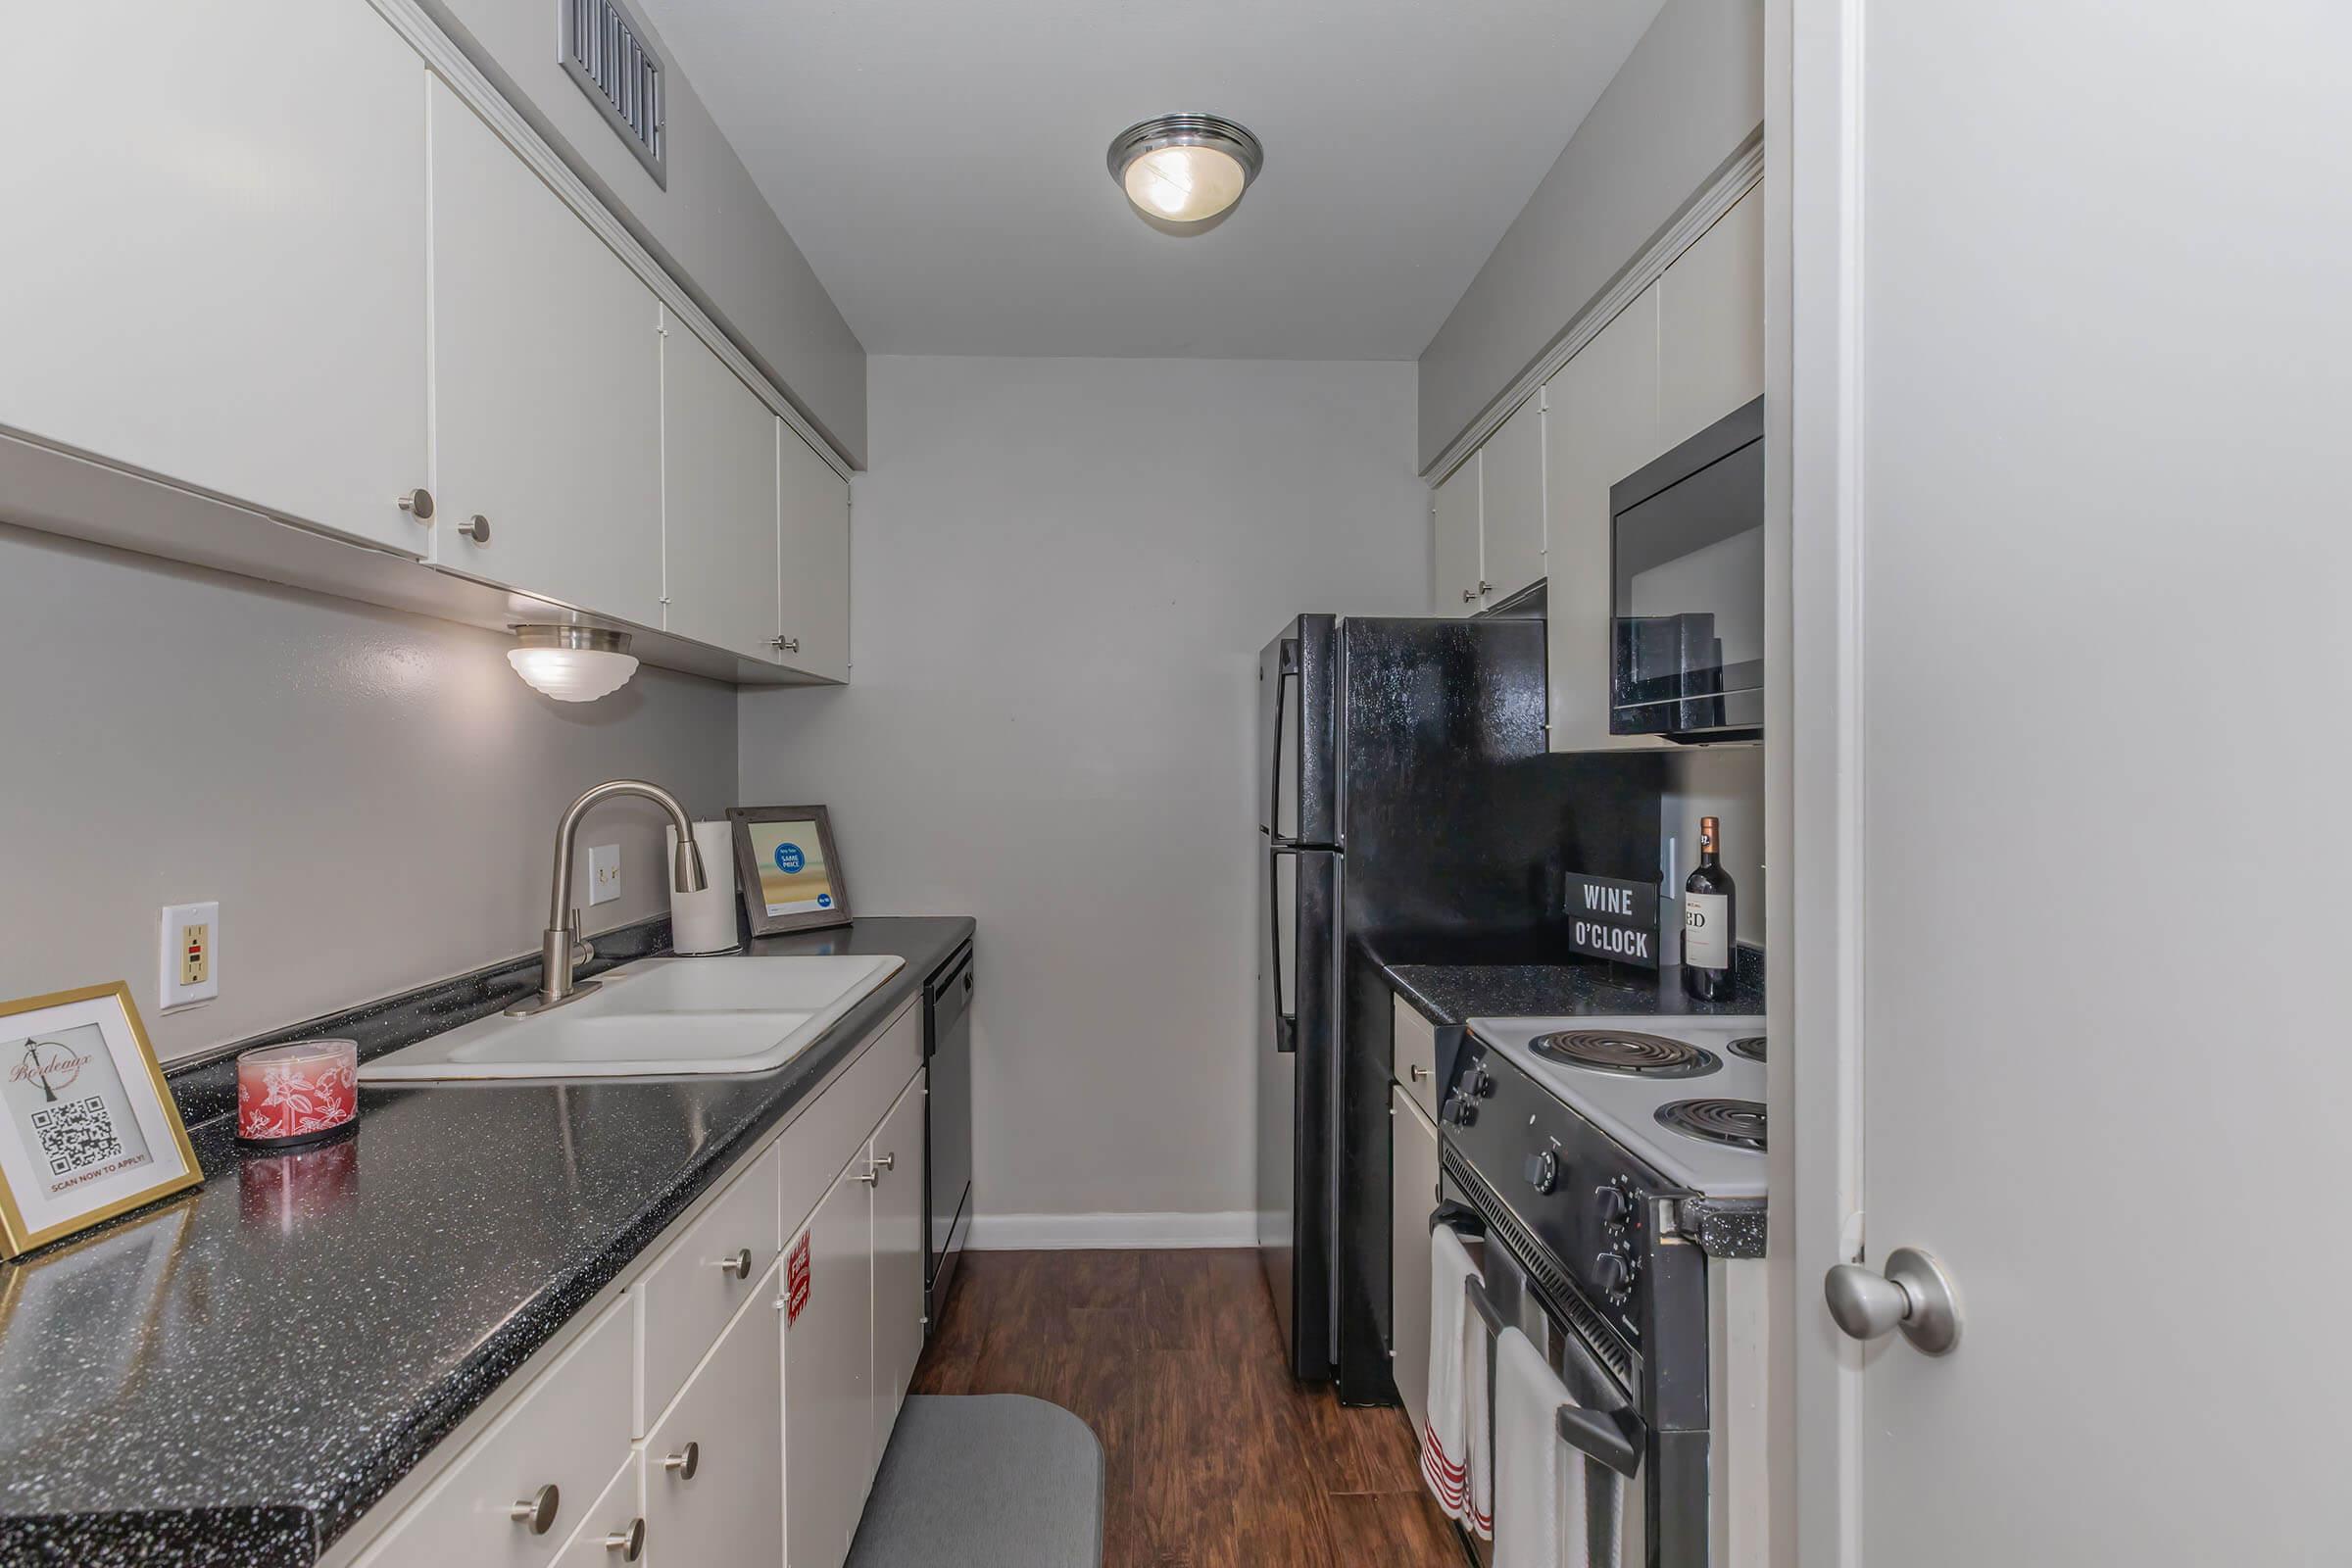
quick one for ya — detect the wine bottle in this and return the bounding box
[1683,815,1737,1002]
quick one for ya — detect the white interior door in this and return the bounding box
[1788,4,2352,1563]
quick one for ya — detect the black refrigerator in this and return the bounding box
[1254,613,1662,1385]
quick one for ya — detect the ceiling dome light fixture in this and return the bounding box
[507,624,640,703]
[1106,114,1263,225]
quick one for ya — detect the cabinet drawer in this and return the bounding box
[1394,995,1440,1122]
[551,1451,644,1566]
[358,1300,633,1566]
[637,1143,783,1434]
[777,997,922,1246]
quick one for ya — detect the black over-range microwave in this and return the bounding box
[1609,395,1765,742]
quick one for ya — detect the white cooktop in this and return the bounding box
[1466,1013,1768,1199]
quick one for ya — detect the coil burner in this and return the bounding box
[1654,1098,1767,1151]
[1528,1029,1721,1078]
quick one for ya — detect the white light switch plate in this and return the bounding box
[587,844,622,906]
[160,902,220,1009]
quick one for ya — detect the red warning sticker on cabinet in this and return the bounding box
[786,1231,811,1325]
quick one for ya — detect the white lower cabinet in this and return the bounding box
[785,1152,877,1568]
[868,1076,929,1463]
[1390,1084,1441,1448]
[355,1008,928,1568]
[644,1262,785,1568]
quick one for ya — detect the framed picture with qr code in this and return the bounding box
[0,984,200,1258]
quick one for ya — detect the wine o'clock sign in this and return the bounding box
[1564,873,1661,969]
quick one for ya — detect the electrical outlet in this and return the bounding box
[160,902,220,1009]
[587,844,622,906]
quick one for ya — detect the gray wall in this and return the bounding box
[738,356,1428,1234]
[1416,0,1764,468]
[0,526,738,1063]
[418,0,867,466]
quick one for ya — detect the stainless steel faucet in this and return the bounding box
[508,779,709,1016]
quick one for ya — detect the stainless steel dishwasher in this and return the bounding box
[924,941,974,1331]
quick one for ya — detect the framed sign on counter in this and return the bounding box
[0,983,202,1259]
[727,805,854,936]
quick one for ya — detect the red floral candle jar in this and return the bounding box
[236,1039,359,1148]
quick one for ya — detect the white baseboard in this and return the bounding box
[965,1210,1256,1250]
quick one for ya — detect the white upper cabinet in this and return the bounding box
[661,311,783,662]
[427,76,663,627]
[1432,455,1484,616]
[777,425,852,680]
[1544,287,1665,752]
[0,1,432,557]
[1476,399,1546,606]
[1656,185,1765,451]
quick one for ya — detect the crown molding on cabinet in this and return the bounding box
[362,0,857,483]
[1423,129,1765,486]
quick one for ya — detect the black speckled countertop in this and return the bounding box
[0,916,972,1567]
[1377,942,1765,1028]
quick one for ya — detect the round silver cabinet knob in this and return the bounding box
[710,1248,753,1280]
[1408,1064,1431,1082]
[397,487,435,520]
[1461,587,1479,603]
[509,1483,560,1535]
[770,634,801,654]
[663,1441,701,1480]
[1824,1247,1963,1354]
[603,1517,646,1559]
[872,1152,896,1173]
[455,514,491,544]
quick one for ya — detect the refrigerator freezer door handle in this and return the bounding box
[1268,842,1298,1053]
[1267,639,1297,840]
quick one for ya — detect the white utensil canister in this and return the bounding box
[665,820,741,956]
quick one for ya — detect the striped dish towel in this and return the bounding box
[1420,1224,1493,1537]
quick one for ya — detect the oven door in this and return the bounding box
[1609,396,1766,742]
[1438,1173,1651,1568]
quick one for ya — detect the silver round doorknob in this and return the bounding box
[1824,1247,1962,1354]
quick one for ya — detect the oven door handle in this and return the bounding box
[1556,1402,1647,1480]
[1429,1200,1485,1239]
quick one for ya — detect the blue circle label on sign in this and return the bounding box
[816,894,832,908]
[773,843,806,874]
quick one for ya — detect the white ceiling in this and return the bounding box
[640,0,1665,360]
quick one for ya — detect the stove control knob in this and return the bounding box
[1523,1151,1558,1195]
[1594,1182,1634,1228]
[1446,1094,1477,1129]
[1592,1251,1634,1296]
[1470,1067,1496,1100]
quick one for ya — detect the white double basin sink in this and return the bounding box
[359,954,906,1081]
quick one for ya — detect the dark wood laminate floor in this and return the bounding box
[910,1249,1462,1568]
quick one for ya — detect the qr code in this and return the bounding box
[30,1095,123,1178]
